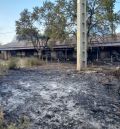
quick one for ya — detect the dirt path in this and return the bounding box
[0,67,120,129]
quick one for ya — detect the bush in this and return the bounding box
[0,61,8,75]
[0,57,44,71]
[7,58,18,70]
[27,58,43,66]
[18,57,44,68]
[3,57,44,69]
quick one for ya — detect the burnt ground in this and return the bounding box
[0,64,120,129]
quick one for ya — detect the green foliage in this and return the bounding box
[16,0,119,43]
[34,0,118,42]
[16,9,49,54]
[87,0,117,42]
[33,0,76,41]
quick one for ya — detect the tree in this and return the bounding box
[87,0,117,43]
[32,0,77,41]
[16,9,49,58]
[16,0,119,44]
[32,0,118,43]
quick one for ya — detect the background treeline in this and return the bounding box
[16,0,120,47]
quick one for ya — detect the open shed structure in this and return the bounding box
[0,40,120,63]
[0,41,51,60]
[88,42,120,62]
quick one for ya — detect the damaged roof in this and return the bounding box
[0,35,120,51]
[0,40,34,50]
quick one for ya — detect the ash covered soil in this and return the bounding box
[0,67,120,129]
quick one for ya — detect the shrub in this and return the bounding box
[18,57,44,68]
[7,58,18,70]
[0,57,44,70]
[27,58,43,66]
[0,61,8,75]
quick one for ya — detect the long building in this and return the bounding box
[0,39,120,62]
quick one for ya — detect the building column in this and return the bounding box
[2,51,8,60]
[77,0,87,70]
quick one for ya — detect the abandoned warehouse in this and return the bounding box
[0,41,120,63]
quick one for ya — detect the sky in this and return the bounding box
[0,0,120,44]
[0,0,46,44]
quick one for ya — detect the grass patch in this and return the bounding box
[18,57,44,68]
[8,58,18,70]
[0,61,8,75]
[0,57,44,70]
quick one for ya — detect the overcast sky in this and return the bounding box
[0,0,120,44]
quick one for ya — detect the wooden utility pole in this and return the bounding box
[77,0,87,71]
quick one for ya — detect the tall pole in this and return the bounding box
[77,0,87,71]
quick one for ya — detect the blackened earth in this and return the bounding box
[0,68,120,129]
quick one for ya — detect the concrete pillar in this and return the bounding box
[65,49,67,61]
[2,51,8,60]
[8,51,11,59]
[21,51,25,57]
[77,0,87,70]
[96,48,99,61]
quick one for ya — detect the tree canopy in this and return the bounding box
[16,9,49,58]
[16,0,119,44]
